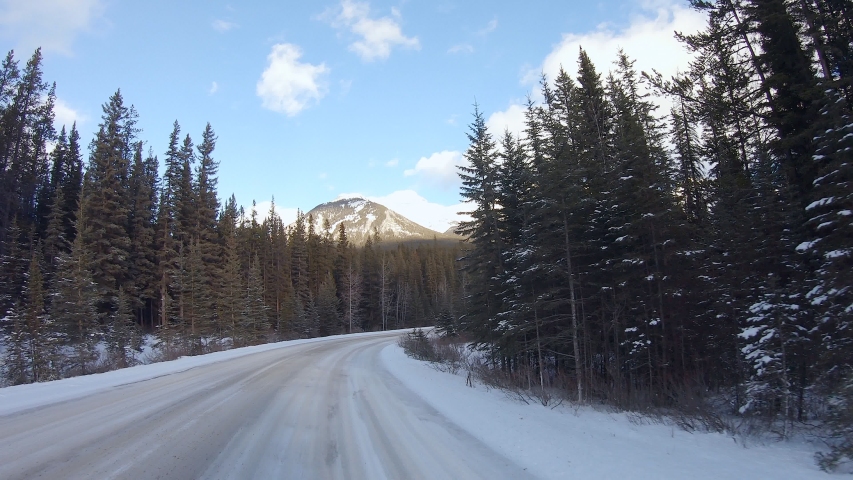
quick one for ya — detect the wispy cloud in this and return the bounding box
[447,43,473,55]
[0,0,105,55]
[256,43,329,116]
[208,81,219,95]
[322,0,419,62]
[53,98,86,130]
[477,17,497,36]
[212,19,237,32]
[385,158,398,167]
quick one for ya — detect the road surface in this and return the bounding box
[0,332,533,479]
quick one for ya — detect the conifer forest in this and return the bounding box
[1,0,852,467]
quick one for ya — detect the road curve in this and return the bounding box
[0,332,533,479]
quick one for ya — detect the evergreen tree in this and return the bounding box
[81,90,136,315]
[28,246,55,381]
[194,123,221,334]
[2,299,28,385]
[242,254,268,345]
[456,104,502,343]
[219,197,243,344]
[0,49,55,243]
[51,218,99,376]
[0,218,27,316]
[105,288,141,369]
[316,273,340,337]
[127,143,158,327]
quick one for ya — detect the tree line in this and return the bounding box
[0,48,462,386]
[454,0,851,466]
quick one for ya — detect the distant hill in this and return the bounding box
[299,197,459,245]
[443,221,463,236]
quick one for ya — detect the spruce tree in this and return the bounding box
[456,104,502,343]
[242,254,268,345]
[23,246,56,382]
[127,143,158,327]
[219,197,243,344]
[316,273,340,337]
[0,218,27,316]
[0,49,54,239]
[51,218,99,376]
[194,123,221,335]
[105,288,141,369]
[81,90,136,315]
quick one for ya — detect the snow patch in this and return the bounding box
[381,344,825,479]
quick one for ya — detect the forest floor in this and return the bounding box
[382,342,833,479]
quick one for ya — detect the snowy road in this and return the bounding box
[0,332,532,480]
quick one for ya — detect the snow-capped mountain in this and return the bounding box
[299,197,458,245]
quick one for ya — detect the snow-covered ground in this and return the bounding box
[0,331,832,478]
[0,330,395,416]
[380,343,828,480]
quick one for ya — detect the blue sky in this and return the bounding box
[0,0,706,231]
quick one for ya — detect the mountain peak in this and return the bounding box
[299,198,457,245]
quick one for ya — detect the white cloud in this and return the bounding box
[404,150,466,189]
[486,103,527,138]
[488,0,706,137]
[212,19,237,32]
[0,0,105,55]
[208,81,219,95]
[53,98,85,130]
[336,189,472,232]
[448,43,474,55]
[477,17,498,36]
[252,200,299,225]
[318,172,328,179]
[385,158,398,167]
[524,0,705,85]
[324,0,420,62]
[256,43,329,116]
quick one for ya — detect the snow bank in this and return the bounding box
[381,344,826,480]
[0,330,397,417]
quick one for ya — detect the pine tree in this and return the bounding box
[176,134,196,245]
[0,49,55,242]
[156,123,182,336]
[193,123,221,336]
[23,246,56,382]
[341,254,361,334]
[2,299,29,385]
[242,254,269,345]
[59,123,84,244]
[35,126,68,240]
[127,143,158,328]
[51,218,99,376]
[316,273,340,337]
[456,104,502,343]
[801,90,853,447]
[219,197,243,345]
[81,90,136,315]
[105,288,141,369]
[0,218,27,316]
